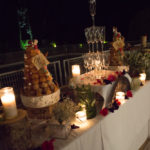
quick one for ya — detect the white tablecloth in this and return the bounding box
[54,115,103,150]
[55,81,150,150]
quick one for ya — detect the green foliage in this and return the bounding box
[53,98,78,124]
[76,85,97,119]
[124,50,150,77]
[76,85,96,107]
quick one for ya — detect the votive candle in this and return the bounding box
[116,91,125,104]
[72,65,80,77]
[0,87,18,119]
[76,111,87,122]
[139,73,146,85]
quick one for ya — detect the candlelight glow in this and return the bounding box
[116,92,126,104]
[139,73,146,85]
[72,65,80,77]
[0,87,18,119]
[116,92,125,100]
[1,93,15,105]
[76,111,87,122]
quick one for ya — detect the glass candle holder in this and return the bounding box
[0,87,18,119]
[139,73,146,85]
[76,111,87,122]
[116,91,125,104]
[72,65,80,77]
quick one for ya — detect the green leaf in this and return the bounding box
[91,99,96,107]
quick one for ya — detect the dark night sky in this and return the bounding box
[0,0,150,49]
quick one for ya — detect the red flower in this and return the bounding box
[96,79,102,84]
[126,90,133,97]
[107,74,116,82]
[100,108,108,116]
[42,139,55,150]
[115,71,119,75]
[115,99,121,106]
[115,71,123,76]
[93,79,102,85]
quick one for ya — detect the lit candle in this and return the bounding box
[72,65,80,77]
[76,111,87,122]
[0,87,18,119]
[139,73,146,85]
[116,91,125,104]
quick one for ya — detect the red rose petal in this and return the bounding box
[126,90,133,97]
[100,108,108,116]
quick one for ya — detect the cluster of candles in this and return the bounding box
[0,87,18,120]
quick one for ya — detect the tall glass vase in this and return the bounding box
[86,104,97,119]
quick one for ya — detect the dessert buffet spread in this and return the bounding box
[1,0,149,149]
[21,40,60,108]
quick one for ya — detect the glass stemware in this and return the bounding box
[103,51,110,70]
[84,25,109,79]
[99,26,106,51]
[95,27,100,52]
[83,53,89,73]
[85,28,91,52]
[90,27,95,52]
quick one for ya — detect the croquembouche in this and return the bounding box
[109,27,125,66]
[22,39,58,97]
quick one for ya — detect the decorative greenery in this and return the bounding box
[124,50,150,77]
[53,98,78,124]
[76,85,96,119]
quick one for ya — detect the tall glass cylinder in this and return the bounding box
[0,87,18,119]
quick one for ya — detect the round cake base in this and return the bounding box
[21,89,60,119]
[21,89,60,108]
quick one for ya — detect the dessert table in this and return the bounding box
[54,81,150,150]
